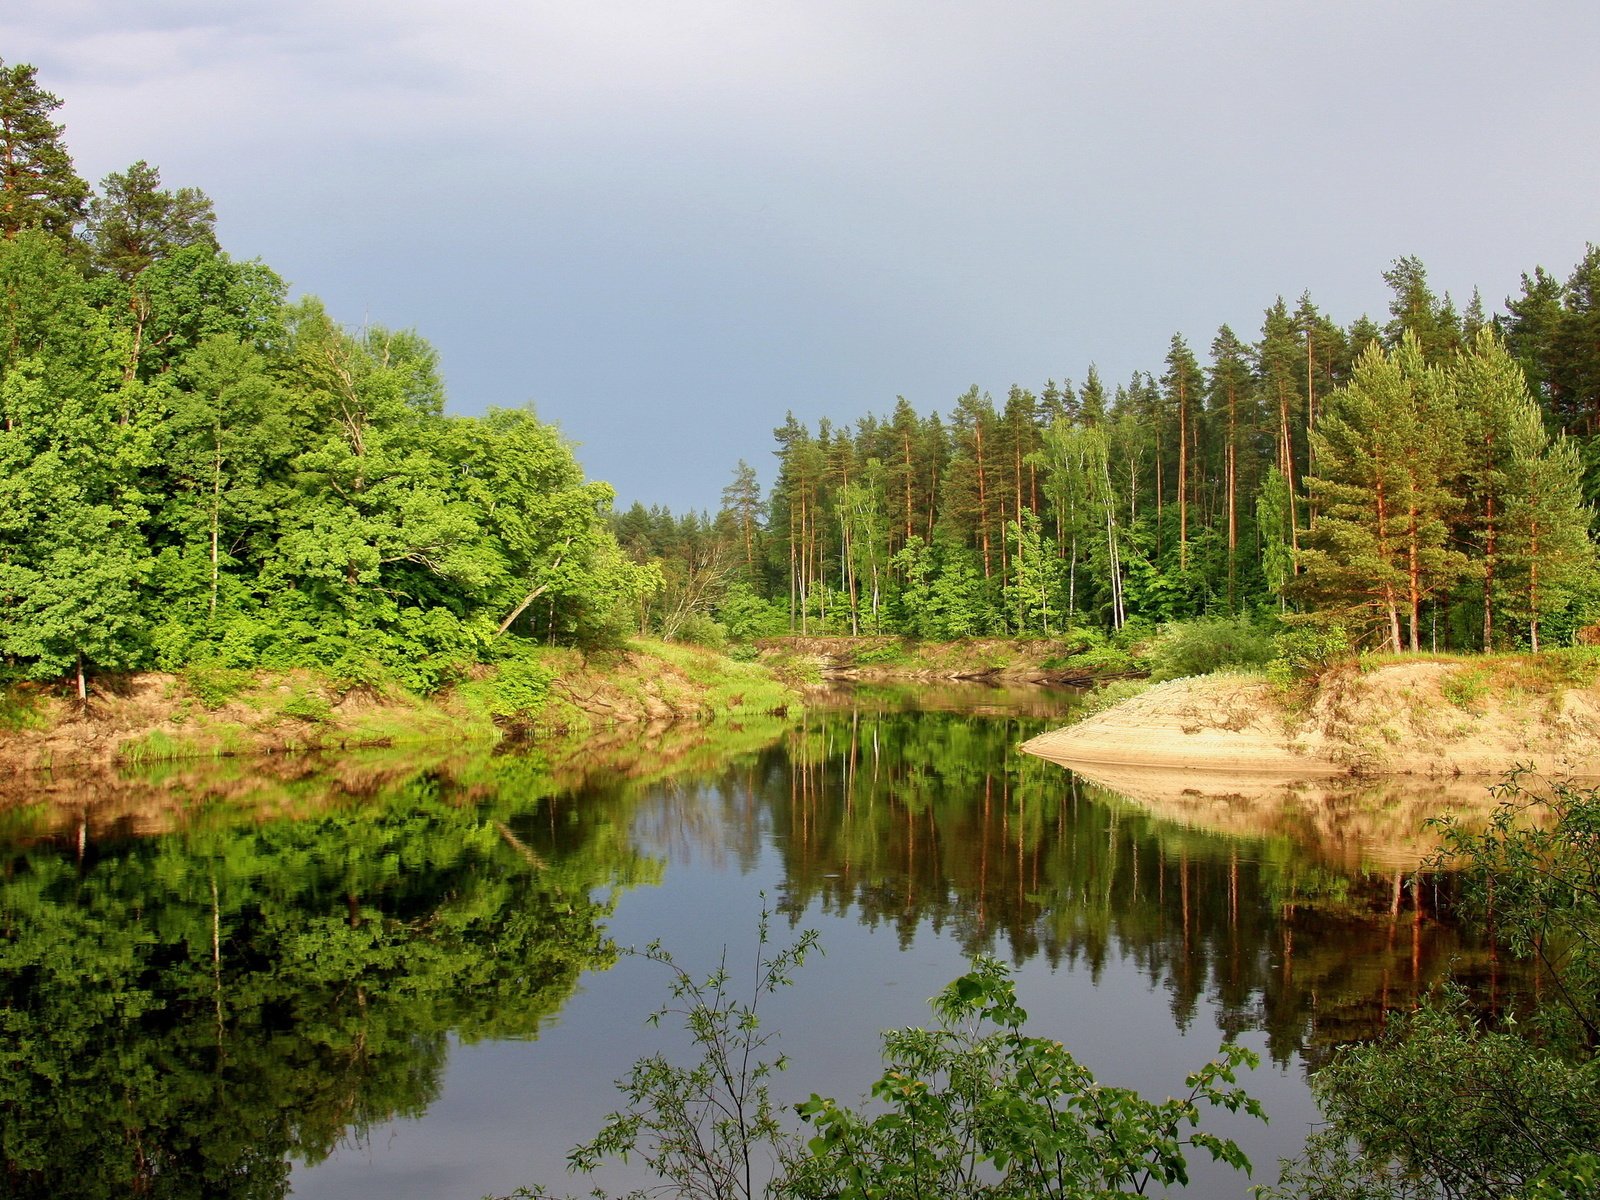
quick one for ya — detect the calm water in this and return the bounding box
[0,685,1516,1200]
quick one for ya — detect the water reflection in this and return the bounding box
[0,773,652,1199]
[758,701,1518,1069]
[1061,759,1509,870]
[0,688,1528,1199]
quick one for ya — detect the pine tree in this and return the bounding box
[718,459,762,574]
[1382,255,1461,363]
[87,160,218,281]
[1078,365,1107,424]
[1162,335,1203,572]
[1556,244,1600,435]
[1207,326,1254,610]
[1257,299,1304,565]
[1299,336,1470,650]
[947,387,998,578]
[1453,330,1544,648]
[0,59,89,239]
[1501,432,1594,651]
[1502,265,1568,418]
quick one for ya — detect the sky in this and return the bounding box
[5,1,1598,512]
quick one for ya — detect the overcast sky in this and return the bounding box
[6,2,1598,511]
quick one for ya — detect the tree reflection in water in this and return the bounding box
[0,687,1528,1198]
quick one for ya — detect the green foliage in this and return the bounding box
[1256,466,1295,602]
[0,686,47,731]
[850,640,911,666]
[1262,996,1600,1200]
[792,959,1262,1200]
[1267,622,1352,685]
[1146,616,1277,681]
[536,936,1262,1200]
[1439,664,1491,710]
[1525,645,1600,688]
[1439,775,1600,1048]
[673,612,729,651]
[491,655,557,718]
[715,582,788,643]
[566,910,820,1200]
[279,689,331,723]
[181,664,253,709]
[1080,677,1152,716]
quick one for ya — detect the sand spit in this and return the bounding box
[1022,662,1600,780]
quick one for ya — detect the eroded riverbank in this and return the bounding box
[1023,656,1600,779]
[0,640,800,776]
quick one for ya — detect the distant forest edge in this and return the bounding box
[1,56,1597,704]
[629,252,1600,658]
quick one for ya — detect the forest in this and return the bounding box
[624,254,1600,657]
[0,59,660,700]
[3,55,1599,705]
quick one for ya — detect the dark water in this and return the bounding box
[0,685,1517,1199]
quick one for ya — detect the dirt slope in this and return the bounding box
[1023,660,1600,779]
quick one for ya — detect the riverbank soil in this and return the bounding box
[1023,657,1600,778]
[0,640,799,775]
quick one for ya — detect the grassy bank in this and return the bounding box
[0,639,802,774]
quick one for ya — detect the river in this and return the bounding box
[0,684,1519,1199]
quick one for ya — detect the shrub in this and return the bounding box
[1265,775,1600,1199]
[280,691,331,723]
[851,641,910,666]
[793,959,1261,1200]
[510,923,1263,1200]
[490,656,556,717]
[1080,677,1151,716]
[181,665,253,710]
[1267,622,1352,685]
[1147,616,1277,682]
[672,612,729,652]
[0,686,48,731]
[1263,995,1600,1200]
[715,584,788,643]
[1441,665,1492,710]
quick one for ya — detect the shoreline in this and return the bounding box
[1022,660,1600,780]
[0,640,800,776]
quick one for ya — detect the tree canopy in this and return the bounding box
[0,67,657,696]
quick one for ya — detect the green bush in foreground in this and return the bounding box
[789,959,1262,1200]
[496,916,1263,1200]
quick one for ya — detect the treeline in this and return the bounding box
[637,251,1600,652]
[0,60,657,696]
